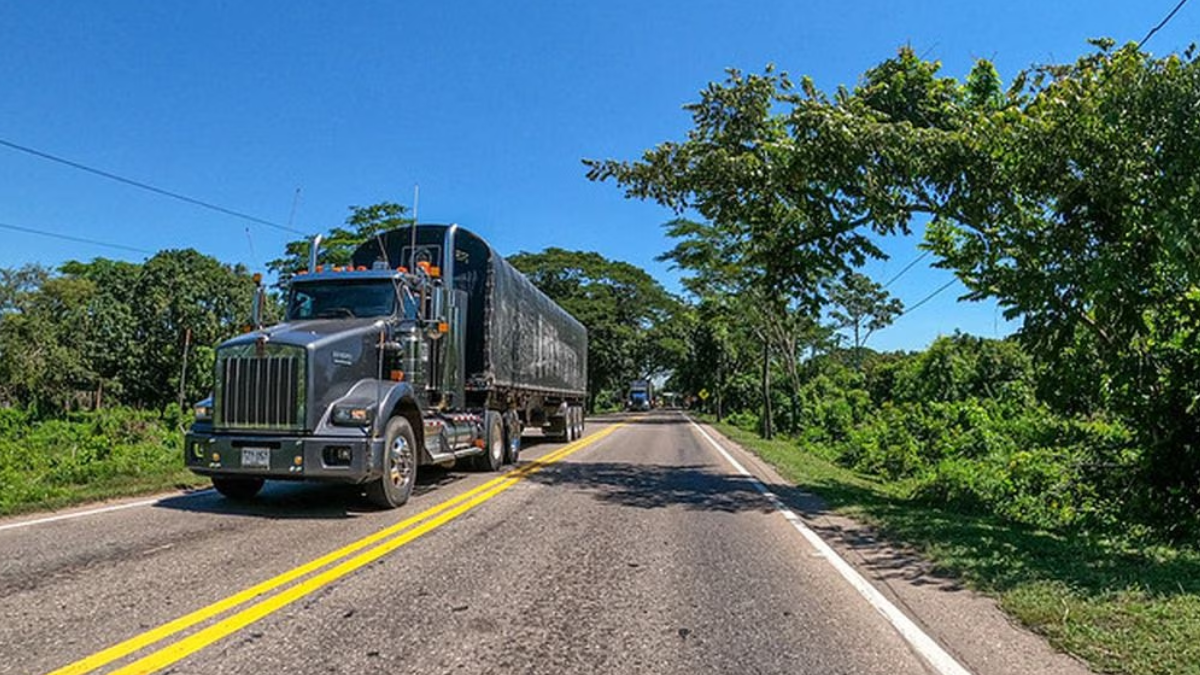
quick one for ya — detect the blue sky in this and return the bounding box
[1,1,1193,351]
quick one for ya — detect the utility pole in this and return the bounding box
[761,335,773,439]
[177,327,192,411]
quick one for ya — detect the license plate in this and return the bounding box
[241,447,270,469]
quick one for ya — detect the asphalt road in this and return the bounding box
[0,412,1091,675]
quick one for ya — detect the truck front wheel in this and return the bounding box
[366,416,417,508]
[211,476,264,501]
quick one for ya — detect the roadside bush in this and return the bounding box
[0,407,187,514]
[770,335,1144,534]
[726,409,760,433]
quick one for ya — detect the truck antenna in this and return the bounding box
[287,187,302,232]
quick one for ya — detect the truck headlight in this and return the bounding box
[332,404,374,427]
[193,398,214,422]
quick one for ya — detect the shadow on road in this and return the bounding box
[154,434,567,520]
[588,412,694,426]
[154,465,473,520]
[525,457,971,594]
[525,461,784,514]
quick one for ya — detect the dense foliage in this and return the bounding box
[590,40,1200,539]
[0,251,256,414]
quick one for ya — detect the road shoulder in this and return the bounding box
[688,415,1096,675]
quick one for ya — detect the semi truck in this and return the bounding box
[186,224,588,508]
[626,379,653,411]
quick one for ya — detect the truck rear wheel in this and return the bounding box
[211,476,264,501]
[574,406,585,438]
[560,406,576,442]
[475,411,504,472]
[366,416,417,508]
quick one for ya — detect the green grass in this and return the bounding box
[0,407,210,517]
[709,419,1200,675]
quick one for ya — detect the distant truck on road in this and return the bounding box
[625,379,653,411]
[186,224,588,508]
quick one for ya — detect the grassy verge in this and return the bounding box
[707,418,1200,675]
[0,408,209,517]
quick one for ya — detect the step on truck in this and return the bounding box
[186,224,589,508]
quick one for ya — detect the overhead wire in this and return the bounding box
[0,220,153,255]
[0,137,307,236]
[896,278,958,319]
[882,250,930,288]
[1139,0,1192,48]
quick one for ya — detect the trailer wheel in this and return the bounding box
[562,408,575,442]
[476,411,504,472]
[366,416,417,508]
[575,406,585,438]
[211,476,264,501]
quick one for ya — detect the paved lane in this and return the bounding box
[0,412,1090,675]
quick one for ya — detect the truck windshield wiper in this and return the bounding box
[317,307,356,318]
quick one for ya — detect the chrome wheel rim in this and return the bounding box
[491,429,503,463]
[388,435,413,488]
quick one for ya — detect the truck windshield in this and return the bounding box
[287,280,409,320]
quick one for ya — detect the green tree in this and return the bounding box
[0,264,49,314]
[0,274,98,411]
[59,258,142,407]
[587,68,899,436]
[918,42,1200,530]
[127,250,255,410]
[828,272,903,362]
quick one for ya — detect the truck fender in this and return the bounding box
[370,380,421,438]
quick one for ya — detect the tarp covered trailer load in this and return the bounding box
[351,224,588,402]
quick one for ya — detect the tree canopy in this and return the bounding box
[0,251,254,413]
[588,39,1200,532]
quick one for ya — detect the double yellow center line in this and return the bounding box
[49,424,621,675]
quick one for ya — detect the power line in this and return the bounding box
[0,220,153,255]
[1140,0,1192,48]
[0,138,308,236]
[883,250,930,288]
[897,278,958,319]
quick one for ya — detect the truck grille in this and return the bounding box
[216,349,305,430]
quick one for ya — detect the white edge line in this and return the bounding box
[0,491,206,533]
[687,415,973,675]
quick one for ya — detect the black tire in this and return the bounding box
[562,408,575,442]
[575,406,585,438]
[476,411,504,472]
[212,476,264,501]
[366,416,417,508]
